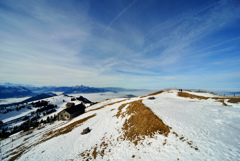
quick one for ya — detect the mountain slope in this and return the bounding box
[0,94,92,139]
[1,90,240,160]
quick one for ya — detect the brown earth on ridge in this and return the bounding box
[116,100,170,145]
[227,97,240,103]
[140,91,164,98]
[178,91,240,105]
[178,92,209,100]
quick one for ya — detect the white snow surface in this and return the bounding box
[0,95,71,123]
[1,90,240,160]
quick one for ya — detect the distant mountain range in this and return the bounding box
[0,83,150,101]
[0,86,33,99]
[0,83,119,99]
[25,86,71,94]
[63,85,110,94]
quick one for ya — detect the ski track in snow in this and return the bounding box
[1,90,240,160]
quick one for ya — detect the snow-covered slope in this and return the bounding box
[0,94,91,136]
[1,90,240,160]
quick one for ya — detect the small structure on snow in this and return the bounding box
[81,127,90,135]
[58,103,86,120]
[148,97,155,100]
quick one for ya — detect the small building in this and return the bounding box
[58,103,86,120]
[66,102,75,108]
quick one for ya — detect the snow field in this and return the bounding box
[1,90,240,160]
[143,90,240,160]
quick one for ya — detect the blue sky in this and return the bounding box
[0,0,240,89]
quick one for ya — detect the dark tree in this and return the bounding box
[47,116,50,123]
[2,128,5,134]
[53,114,57,121]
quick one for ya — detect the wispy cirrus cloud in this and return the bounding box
[103,0,138,35]
[134,0,240,71]
[0,0,239,88]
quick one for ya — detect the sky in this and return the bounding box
[0,0,240,89]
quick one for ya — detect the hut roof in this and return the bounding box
[65,103,85,114]
[66,102,75,108]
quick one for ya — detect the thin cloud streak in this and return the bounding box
[0,0,239,88]
[137,0,240,70]
[103,0,138,35]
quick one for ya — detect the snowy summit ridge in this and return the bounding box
[1,90,240,160]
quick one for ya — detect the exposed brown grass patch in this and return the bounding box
[178,92,209,100]
[178,92,236,106]
[172,131,178,137]
[219,99,227,106]
[179,136,184,140]
[227,97,240,103]
[140,91,164,98]
[163,139,167,146]
[212,97,229,106]
[79,138,110,160]
[196,90,217,95]
[187,141,193,145]
[116,100,170,145]
[195,90,207,93]
[171,132,198,151]
[8,150,26,161]
[115,103,128,118]
[92,147,98,159]
[147,91,164,96]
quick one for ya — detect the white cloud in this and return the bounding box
[0,0,239,88]
[135,0,240,71]
[103,0,138,35]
